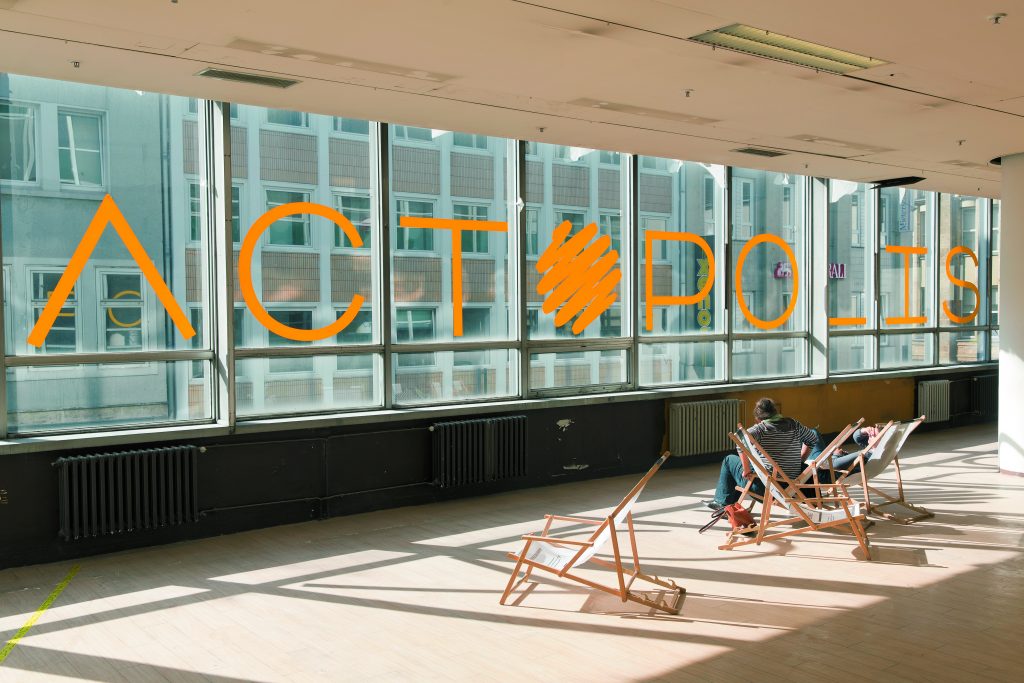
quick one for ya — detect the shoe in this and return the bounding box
[702,500,724,512]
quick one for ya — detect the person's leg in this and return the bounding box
[806,428,827,465]
[714,453,749,506]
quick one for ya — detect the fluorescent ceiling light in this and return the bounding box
[689,24,887,74]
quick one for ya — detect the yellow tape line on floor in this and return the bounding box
[0,564,80,665]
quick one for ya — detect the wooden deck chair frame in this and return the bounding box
[731,419,863,512]
[500,453,684,615]
[835,415,931,524]
[723,425,872,560]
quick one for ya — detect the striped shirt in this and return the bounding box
[740,418,818,480]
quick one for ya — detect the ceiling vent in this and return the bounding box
[195,68,299,89]
[731,147,787,158]
[689,24,887,75]
[869,176,925,190]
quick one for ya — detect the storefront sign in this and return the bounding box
[773,261,793,279]
[828,263,846,279]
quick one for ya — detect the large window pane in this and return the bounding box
[730,169,807,379]
[732,338,807,380]
[529,349,628,391]
[236,354,381,417]
[638,341,725,385]
[526,143,626,340]
[828,180,874,332]
[879,332,934,368]
[392,349,517,405]
[880,188,934,329]
[638,158,725,336]
[7,361,212,434]
[938,194,987,365]
[829,335,874,374]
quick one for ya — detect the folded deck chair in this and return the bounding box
[500,452,684,614]
[835,416,930,523]
[723,425,872,560]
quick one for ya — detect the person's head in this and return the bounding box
[753,397,778,422]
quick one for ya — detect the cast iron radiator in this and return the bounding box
[669,399,745,457]
[430,416,527,488]
[55,445,199,541]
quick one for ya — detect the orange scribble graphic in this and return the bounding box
[27,195,194,348]
[536,221,621,335]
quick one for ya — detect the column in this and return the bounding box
[999,152,1024,475]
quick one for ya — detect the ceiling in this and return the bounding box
[1,0,1022,197]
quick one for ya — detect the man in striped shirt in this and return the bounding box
[703,397,821,511]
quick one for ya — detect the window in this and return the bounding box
[267,309,314,373]
[101,272,143,351]
[599,151,620,165]
[31,271,77,353]
[334,117,370,135]
[335,195,372,248]
[524,141,539,156]
[781,185,795,241]
[190,308,204,379]
[336,309,373,371]
[395,308,435,366]
[454,204,489,253]
[703,175,716,233]
[230,184,241,243]
[453,132,487,149]
[525,208,540,256]
[640,156,669,171]
[0,100,36,182]
[641,216,669,259]
[991,285,999,327]
[992,201,1000,255]
[557,211,586,238]
[265,190,310,246]
[58,111,102,186]
[187,99,238,118]
[733,177,754,239]
[850,194,863,247]
[395,199,434,250]
[267,109,308,127]
[454,309,491,366]
[599,213,621,254]
[393,125,433,142]
[189,182,202,241]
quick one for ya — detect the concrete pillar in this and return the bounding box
[999,153,1024,475]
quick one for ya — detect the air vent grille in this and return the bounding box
[731,147,787,158]
[195,68,299,89]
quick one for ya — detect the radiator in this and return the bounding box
[918,380,950,423]
[431,416,526,488]
[55,445,199,541]
[669,399,744,457]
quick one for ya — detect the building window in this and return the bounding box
[599,213,621,254]
[525,141,539,156]
[703,175,716,234]
[268,309,314,373]
[188,182,202,241]
[58,111,103,186]
[265,190,310,246]
[525,208,540,256]
[641,216,669,259]
[101,272,143,351]
[395,307,435,366]
[335,194,372,248]
[733,177,754,239]
[599,150,620,165]
[267,109,308,127]
[334,117,370,135]
[392,125,433,142]
[781,185,795,241]
[992,202,1000,255]
[557,210,586,238]
[31,271,77,353]
[230,184,242,243]
[187,99,238,118]
[640,156,668,171]
[190,307,204,379]
[336,309,373,371]
[454,204,489,253]
[395,199,435,250]
[850,194,863,247]
[453,132,487,149]
[0,100,36,182]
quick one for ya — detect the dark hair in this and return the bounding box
[753,397,778,421]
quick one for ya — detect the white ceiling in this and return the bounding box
[2,0,1022,197]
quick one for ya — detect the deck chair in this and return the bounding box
[723,425,872,560]
[500,452,684,614]
[834,416,930,523]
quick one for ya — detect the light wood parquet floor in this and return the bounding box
[1,423,1022,682]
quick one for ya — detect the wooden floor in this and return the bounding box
[2,423,1023,682]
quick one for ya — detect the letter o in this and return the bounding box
[239,202,365,342]
[734,233,799,330]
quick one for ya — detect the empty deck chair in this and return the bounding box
[724,425,871,560]
[834,416,930,523]
[500,452,684,614]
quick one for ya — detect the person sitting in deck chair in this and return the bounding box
[812,424,878,474]
[702,398,823,521]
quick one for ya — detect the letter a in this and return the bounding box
[27,195,195,347]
